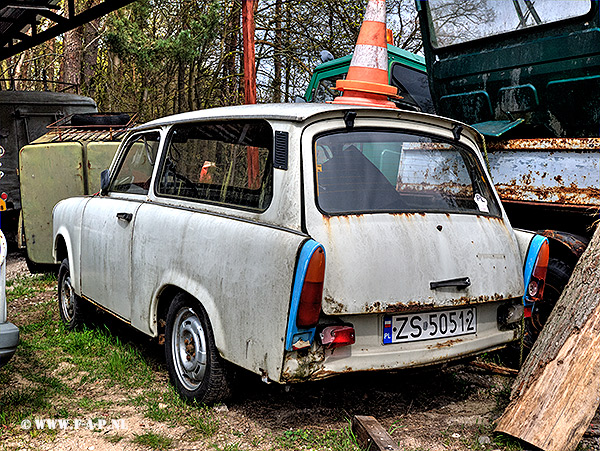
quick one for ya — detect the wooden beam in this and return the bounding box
[495,226,600,451]
[352,415,400,451]
[0,0,136,61]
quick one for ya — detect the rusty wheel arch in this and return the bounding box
[538,229,589,268]
[154,285,191,342]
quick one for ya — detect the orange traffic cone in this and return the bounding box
[333,0,398,109]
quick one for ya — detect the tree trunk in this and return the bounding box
[82,3,100,99]
[495,225,600,451]
[177,61,186,113]
[63,1,83,91]
[271,0,282,103]
[224,0,241,104]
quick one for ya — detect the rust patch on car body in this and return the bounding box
[427,338,463,349]
[280,346,327,383]
[323,296,348,314]
[357,294,513,315]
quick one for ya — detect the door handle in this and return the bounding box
[116,212,133,222]
[430,277,471,290]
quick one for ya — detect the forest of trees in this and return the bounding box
[0,0,423,122]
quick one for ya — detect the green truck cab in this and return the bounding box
[304,44,435,114]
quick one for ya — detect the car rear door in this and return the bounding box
[302,114,524,316]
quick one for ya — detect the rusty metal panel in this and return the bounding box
[20,142,85,264]
[487,138,600,207]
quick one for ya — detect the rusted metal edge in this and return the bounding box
[489,137,600,151]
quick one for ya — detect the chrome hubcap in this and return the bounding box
[60,272,75,323]
[171,307,207,391]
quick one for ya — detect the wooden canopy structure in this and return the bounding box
[0,0,135,61]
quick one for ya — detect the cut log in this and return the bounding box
[495,226,600,451]
[352,415,400,451]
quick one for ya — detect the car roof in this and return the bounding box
[137,102,382,129]
[131,102,483,149]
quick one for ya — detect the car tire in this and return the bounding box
[57,258,85,329]
[165,293,230,404]
[523,257,572,349]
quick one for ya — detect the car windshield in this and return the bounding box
[314,129,501,216]
[426,0,591,47]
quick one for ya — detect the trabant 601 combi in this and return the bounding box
[52,103,548,403]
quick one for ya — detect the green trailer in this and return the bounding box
[19,115,132,269]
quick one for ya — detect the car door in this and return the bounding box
[79,131,160,320]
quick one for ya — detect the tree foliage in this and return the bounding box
[0,0,428,122]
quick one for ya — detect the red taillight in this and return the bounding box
[0,193,7,201]
[530,240,550,301]
[320,325,355,349]
[296,248,325,328]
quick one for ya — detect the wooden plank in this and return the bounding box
[495,227,600,451]
[469,360,519,376]
[352,415,401,451]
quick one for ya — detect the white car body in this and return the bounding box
[0,230,19,368]
[53,103,533,397]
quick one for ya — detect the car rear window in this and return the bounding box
[156,120,273,211]
[314,129,501,216]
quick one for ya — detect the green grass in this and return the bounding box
[187,404,220,437]
[78,397,114,411]
[133,431,173,450]
[211,443,244,451]
[0,274,155,435]
[276,424,360,451]
[137,388,220,438]
[6,273,56,303]
[22,317,154,387]
[106,434,125,444]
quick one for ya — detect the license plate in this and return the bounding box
[383,307,477,344]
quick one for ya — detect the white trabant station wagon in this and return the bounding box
[53,103,548,403]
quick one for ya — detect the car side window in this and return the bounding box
[111,132,160,195]
[156,120,273,211]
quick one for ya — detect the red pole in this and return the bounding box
[242,0,257,105]
[242,0,259,188]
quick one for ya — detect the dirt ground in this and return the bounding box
[3,251,600,451]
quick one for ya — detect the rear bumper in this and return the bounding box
[281,299,519,382]
[0,322,19,368]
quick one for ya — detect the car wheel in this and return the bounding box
[165,293,230,404]
[58,258,85,329]
[523,257,572,349]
